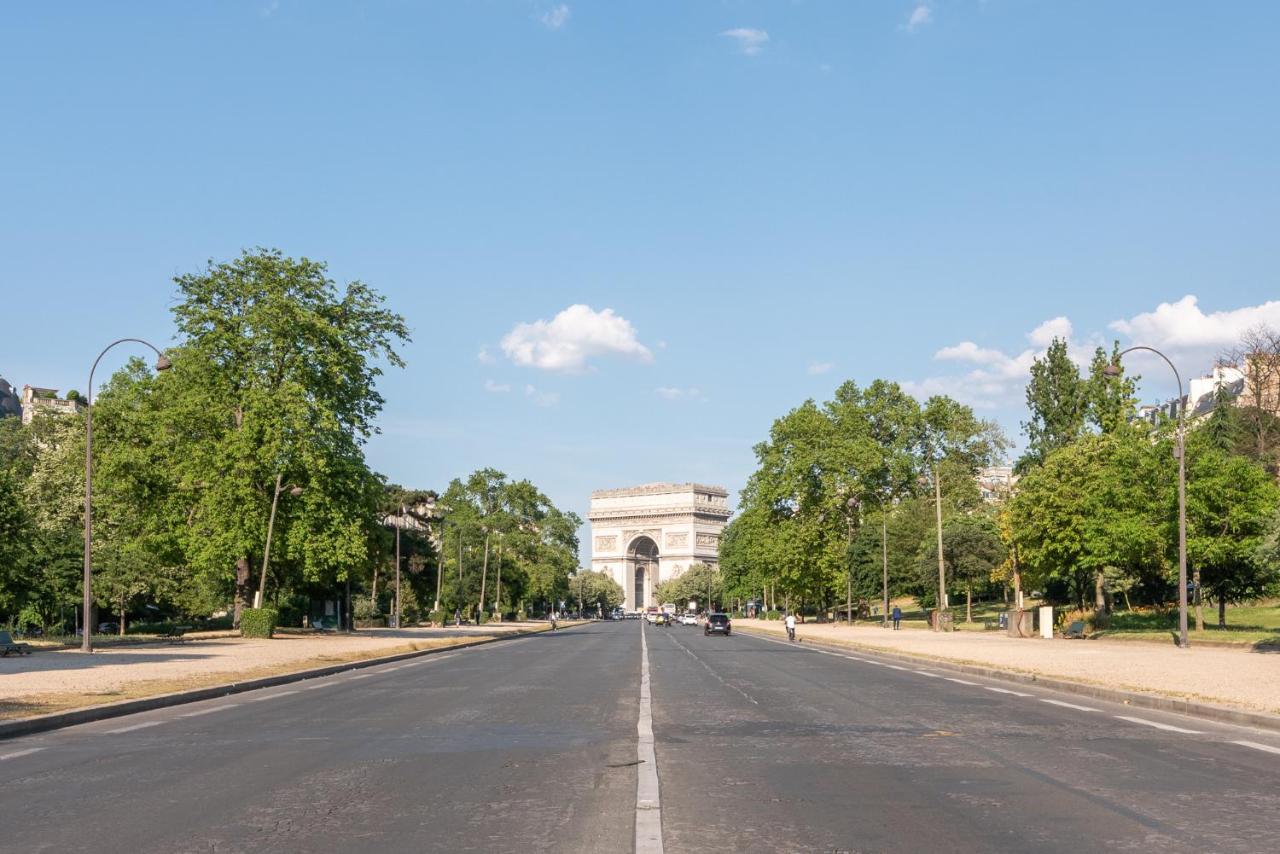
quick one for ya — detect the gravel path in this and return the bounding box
[739,619,1280,715]
[0,624,535,700]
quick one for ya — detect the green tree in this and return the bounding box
[654,562,722,611]
[916,512,1006,621]
[1019,338,1087,473]
[164,249,408,623]
[1184,434,1280,628]
[1085,342,1139,435]
[1010,432,1166,612]
[571,570,625,614]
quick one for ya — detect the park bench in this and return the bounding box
[160,625,192,643]
[1062,620,1087,639]
[0,630,34,656]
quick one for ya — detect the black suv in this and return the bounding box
[704,613,731,636]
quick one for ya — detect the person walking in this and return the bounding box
[891,604,902,630]
[784,611,797,642]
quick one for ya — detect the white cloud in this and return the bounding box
[484,380,511,393]
[500,304,653,373]
[721,27,769,56]
[1027,316,1073,348]
[656,386,703,401]
[525,384,560,407]
[1110,295,1280,355]
[906,4,933,32]
[540,4,570,30]
[905,295,1280,413]
[259,1,279,18]
[477,347,496,365]
[807,361,834,375]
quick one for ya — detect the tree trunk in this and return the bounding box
[120,593,126,636]
[494,541,503,622]
[965,583,972,623]
[477,533,490,619]
[370,564,379,607]
[1218,595,1227,628]
[233,557,251,627]
[1094,570,1107,616]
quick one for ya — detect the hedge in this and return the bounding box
[240,608,278,638]
[428,610,447,626]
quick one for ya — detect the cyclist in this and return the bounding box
[784,611,797,642]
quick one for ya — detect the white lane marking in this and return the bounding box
[298,682,333,690]
[663,631,759,706]
[883,664,908,671]
[636,622,664,854]
[915,671,944,678]
[0,747,44,761]
[945,678,980,686]
[240,690,300,703]
[105,720,165,734]
[348,673,371,680]
[985,687,1032,697]
[1040,699,1100,712]
[1232,740,1280,756]
[178,704,238,717]
[1114,715,1204,734]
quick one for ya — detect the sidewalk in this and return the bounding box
[0,623,539,719]
[739,619,1280,716]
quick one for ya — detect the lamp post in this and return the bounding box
[394,505,404,629]
[254,473,303,610]
[1104,346,1189,648]
[82,339,171,653]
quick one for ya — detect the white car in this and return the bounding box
[680,614,698,626]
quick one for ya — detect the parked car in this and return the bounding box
[704,613,731,636]
[97,622,119,634]
[680,614,698,626]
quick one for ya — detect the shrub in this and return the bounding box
[428,610,446,626]
[516,610,527,621]
[240,608,278,638]
[764,610,783,620]
[477,611,491,625]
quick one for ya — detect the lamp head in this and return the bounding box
[289,486,304,497]
[1102,363,1122,378]
[154,354,172,372]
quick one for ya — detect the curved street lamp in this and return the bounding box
[1103,345,1189,649]
[83,339,171,653]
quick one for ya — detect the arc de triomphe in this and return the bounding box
[587,482,731,610]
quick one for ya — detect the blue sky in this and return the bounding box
[3,2,1279,556]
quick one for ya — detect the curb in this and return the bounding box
[737,625,1280,734]
[0,625,568,741]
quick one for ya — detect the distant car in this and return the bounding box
[653,613,670,626]
[704,613,731,636]
[97,622,119,634]
[680,614,698,626]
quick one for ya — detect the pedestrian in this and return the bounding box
[784,611,797,642]
[891,604,902,630]
[454,608,461,626]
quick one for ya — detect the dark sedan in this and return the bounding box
[704,613,731,636]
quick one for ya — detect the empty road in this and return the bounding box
[3,621,1279,853]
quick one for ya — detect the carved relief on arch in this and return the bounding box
[594,536,617,552]
[696,532,720,548]
[665,531,688,548]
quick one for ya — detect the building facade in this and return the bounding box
[587,482,731,611]
[20,386,84,425]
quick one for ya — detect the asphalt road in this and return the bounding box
[3,621,1280,853]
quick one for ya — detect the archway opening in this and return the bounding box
[628,536,659,609]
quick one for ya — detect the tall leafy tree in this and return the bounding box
[1019,338,1087,472]
[161,249,409,622]
[1085,342,1139,435]
[1184,429,1280,628]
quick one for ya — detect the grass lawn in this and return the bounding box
[1095,601,1280,646]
